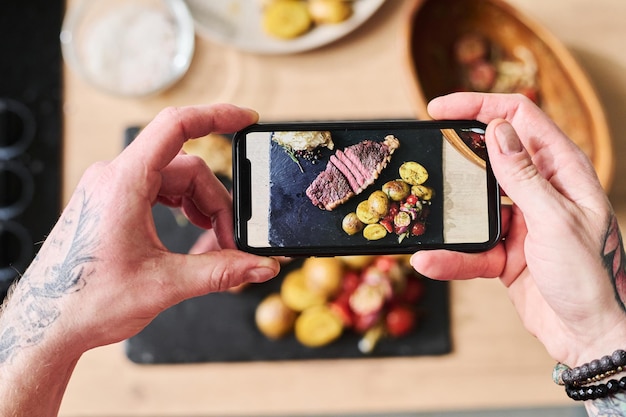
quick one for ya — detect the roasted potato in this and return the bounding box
[295,304,343,347]
[368,190,390,218]
[356,200,380,224]
[281,269,326,312]
[302,257,343,298]
[262,0,312,39]
[399,161,429,185]
[255,293,297,339]
[363,223,387,241]
[411,184,434,201]
[308,0,353,24]
[382,180,411,201]
[342,212,364,235]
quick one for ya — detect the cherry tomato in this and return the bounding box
[341,271,361,294]
[411,221,426,236]
[380,217,394,233]
[353,311,380,333]
[328,294,354,328]
[388,201,400,217]
[385,305,416,337]
[405,194,418,206]
[373,256,396,273]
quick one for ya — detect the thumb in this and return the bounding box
[165,250,280,302]
[486,119,561,221]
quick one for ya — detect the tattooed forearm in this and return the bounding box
[586,391,626,417]
[602,215,626,312]
[0,189,99,364]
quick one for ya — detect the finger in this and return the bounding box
[162,250,280,302]
[410,206,512,280]
[410,244,506,280]
[428,93,599,187]
[157,155,236,249]
[121,104,258,175]
[486,119,593,223]
[427,92,562,153]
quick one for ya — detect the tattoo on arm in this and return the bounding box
[0,189,99,363]
[602,215,626,311]
[587,392,626,417]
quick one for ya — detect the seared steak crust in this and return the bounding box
[306,135,400,210]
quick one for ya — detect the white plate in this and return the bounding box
[184,0,385,54]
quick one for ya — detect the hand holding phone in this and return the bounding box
[233,120,500,256]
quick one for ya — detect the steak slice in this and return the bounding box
[330,154,360,192]
[336,149,367,188]
[305,163,354,211]
[306,135,400,210]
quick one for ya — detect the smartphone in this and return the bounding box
[233,120,500,257]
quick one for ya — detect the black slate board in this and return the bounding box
[123,127,451,364]
[125,206,451,364]
[268,129,444,249]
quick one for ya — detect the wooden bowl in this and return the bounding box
[402,0,614,190]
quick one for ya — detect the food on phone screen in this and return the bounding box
[271,130,334,152]
[342,212,365,235]
[306,135,400,210]
[271,130,334,172]
[457,128,488,161]
[382,180,411,201]
[343,161,433,242]
[411,184,434,201]
[368,190,390,217]
[399,161,429,185]
[363,223,387,241]
[253,256,425,352]
[255,293,297,339]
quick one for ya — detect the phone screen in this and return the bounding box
[233,120,500,256]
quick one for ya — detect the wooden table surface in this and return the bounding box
[58,0,626,415]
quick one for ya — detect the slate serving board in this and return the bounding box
[268,129,444,249]
[124,128,451,364]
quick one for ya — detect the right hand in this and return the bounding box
[411,93,626,368]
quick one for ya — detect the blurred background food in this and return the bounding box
[403,0,613,189]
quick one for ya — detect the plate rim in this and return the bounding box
[184,0,386,54]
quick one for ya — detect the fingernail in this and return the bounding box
[239,106,259,118]
[245,258,279,283]
[495,122,523,155]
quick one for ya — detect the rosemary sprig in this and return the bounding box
[283,146,304,173]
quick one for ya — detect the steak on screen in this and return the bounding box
[306,135,400,210]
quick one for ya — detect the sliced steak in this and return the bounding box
[330,154,360,192]
[306,135,400,210]
[305,163,354,211]
[335,149,367,190]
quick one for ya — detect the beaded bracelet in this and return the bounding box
[565,376,626,401]
[553,349,626,387]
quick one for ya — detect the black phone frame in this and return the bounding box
[233,119,501,257]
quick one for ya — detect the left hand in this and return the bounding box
[6,104,280,358]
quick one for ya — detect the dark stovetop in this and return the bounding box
[0,1,64,298]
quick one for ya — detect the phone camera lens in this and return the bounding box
[0,221,32,284]
[0,98,36,160]
[0,161,35,219]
